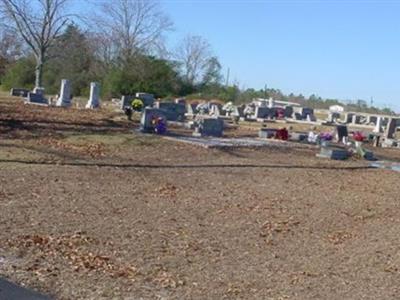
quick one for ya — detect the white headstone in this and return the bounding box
[373,116,382,133]
[56,79,72,107]
[268,97,274,108]
[86,82,100,109]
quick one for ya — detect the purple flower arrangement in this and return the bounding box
[152,117,167,134]
[319,132,333,141]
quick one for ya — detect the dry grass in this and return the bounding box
[1,94,400,299]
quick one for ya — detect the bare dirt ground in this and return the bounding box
[1,94,400,300]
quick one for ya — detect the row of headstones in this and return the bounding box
[10,80,100,109]
[187,102,245,118]
[340,112,391,127]
[141,107,224,137]
[246,105,316,121]
[186,102,318,122]
[122,94,190,122]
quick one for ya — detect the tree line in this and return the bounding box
[0,0,395,114]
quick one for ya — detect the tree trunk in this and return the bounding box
[35,56,44,88]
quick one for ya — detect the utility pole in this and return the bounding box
[225,68,230,87]
[264,84,267,100]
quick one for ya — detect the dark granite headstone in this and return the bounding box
[307,114,317,122]
[345,113,354,124]
[154,102,186,121]
[10,88,29,97]
[26,92,48,105]
[385,118,398,139]
[121,95,134,109]
[136,93,154,107]
[336,125,348,142]
[194,117,224,137]
[301,108,314,119]
[284,106,293,118]
[318,146,349,160]
[255,107,270,119]
[140,108,167,133]
[368,116,378,125]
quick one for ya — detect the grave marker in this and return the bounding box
[140,108,167,133]
[26,92,48,105]
[86,82,100,109]
[10,88,29,97]
[193,117,224,137]
[56,79,72,107]
[384,118,398,139]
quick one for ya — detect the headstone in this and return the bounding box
[258,99,268,107]
[345,113,354,124]
[269,107,278,119]
[259,128,276,138]
[327,113,334,123]
[358,116,368,124]
[268,98,274,108]
[154,102,186,121]
[373,116,382,133]
[121,95,134,110]
[367,115,378,125]
[56,79,72,107]
[86,82,100,109]
[237,105,245,117]
[10,88,29,97]
[193,117,224,137]
[301,108,314,120]
[186,103,196,116]
[317,146,349,160]
[336,125,348,142]
[284,106,293,118]
[351,115,361,124]
[289,132,307,142]
[136,92,154,107]
[26,92,48,105]
[384,118,398,139]
[255,106,270,119]
[175,98,186,105]
[372,135,380,147]
[294,113,302,120]
[196,102,211,115]
[140,108,167,133]
[210,104,221,117]
[244,105,255,117]
[306,114,317,122]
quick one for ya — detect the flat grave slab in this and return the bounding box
[163,136,317,149]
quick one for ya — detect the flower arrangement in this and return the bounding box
[353,131,364,142]
[319,132,333,141]
[152,116,167,134]
[131,99,144,111]
[275,128,288,140]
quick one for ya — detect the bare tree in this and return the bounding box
[94,0,172,64]
[0,27,24,61]
[0,0,72,88]
[175,35,214,86]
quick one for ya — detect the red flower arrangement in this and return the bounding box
[353,131,364,142]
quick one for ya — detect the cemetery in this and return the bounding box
[0,85,400,299]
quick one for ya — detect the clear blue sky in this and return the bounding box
[160,0,400,112]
